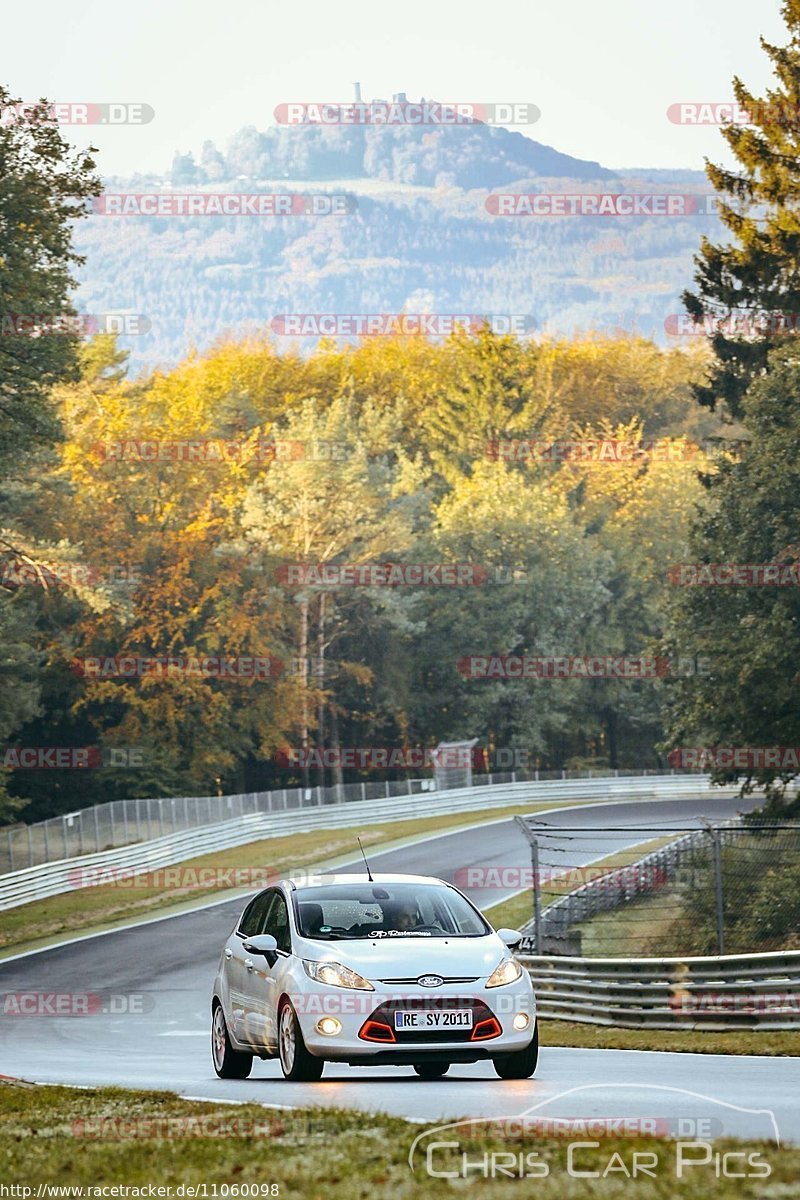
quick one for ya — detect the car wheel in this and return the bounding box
[492,1020,539,1079]
[413,1062,450,1079]
[212,1002,253,1079]
[278,1000,324,1081]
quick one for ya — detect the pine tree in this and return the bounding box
[684,0,800,418]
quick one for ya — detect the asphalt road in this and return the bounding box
[0,794,796,1143]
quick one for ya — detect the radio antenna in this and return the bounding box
[357,835,374,882]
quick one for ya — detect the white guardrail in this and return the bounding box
[519,950,800,1030]
[0,774,737,912]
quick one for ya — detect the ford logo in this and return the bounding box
[418,974,443,987]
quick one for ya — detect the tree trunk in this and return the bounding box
[299,595,310,792]
[329,701,344,790]
[316,592,327,791]
[603,706,619,770]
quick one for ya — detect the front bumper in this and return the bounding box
[294,976,536,1061]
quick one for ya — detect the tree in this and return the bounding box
[665,347,800,809]
[239,394,422,788]
[0,87,99,821]
[0,87,100,463]
[683,1,800,418]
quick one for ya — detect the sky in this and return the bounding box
[2,0,788,177]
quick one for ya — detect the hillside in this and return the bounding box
[73,114,718,373]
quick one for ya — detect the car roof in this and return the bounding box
[289,873,446,890]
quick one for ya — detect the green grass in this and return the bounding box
[538,1018,800,1057]
[0,799,604,957]
[576,883,685,956]
[1,1081,795,1199]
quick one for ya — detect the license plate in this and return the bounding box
[394,1009,473,1030]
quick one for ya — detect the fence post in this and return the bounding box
[711,827,725,955]
[27,824,33,867]
[531,835,542,953]
[514,816,542,954]
[93,805,101,852]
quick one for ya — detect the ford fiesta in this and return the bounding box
[211,873,537,1081]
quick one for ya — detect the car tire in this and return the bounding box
[212,1001,253,1079]
[413,1062,450,1079]
[278,1000,324,1081]
[492,1020,538,1079]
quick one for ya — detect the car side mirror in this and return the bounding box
[242,934,278,956]
[497,927,523,948]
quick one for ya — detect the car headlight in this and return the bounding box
[486,957,523,988]
[303,959,374,990]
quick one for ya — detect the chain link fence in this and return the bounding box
[518,819,800,957]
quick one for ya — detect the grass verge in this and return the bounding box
[537,1019,800,1057]
[0,1081,794,1198]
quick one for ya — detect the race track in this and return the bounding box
[0,794,796,1143]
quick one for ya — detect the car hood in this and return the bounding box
[298,933,506,979]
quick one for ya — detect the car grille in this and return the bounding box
[378,976,480,985]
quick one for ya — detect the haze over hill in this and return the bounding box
[75,102,718,373]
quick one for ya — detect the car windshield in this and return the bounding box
[293,882,490,940]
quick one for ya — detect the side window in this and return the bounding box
[238,891,273,937]
[264,893,291,953]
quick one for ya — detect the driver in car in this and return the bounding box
[382,898,420,931]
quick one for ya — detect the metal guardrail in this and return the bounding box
[0,767,698,874]
[0,773,732,911]
[520,950,800,1030]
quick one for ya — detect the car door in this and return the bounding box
[228,890,273,1044]
[243,889,293,1051]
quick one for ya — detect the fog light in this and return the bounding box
[513,1013,530,1031]
[316,1016,342,1036]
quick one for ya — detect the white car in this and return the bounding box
[211,872,537,1081]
